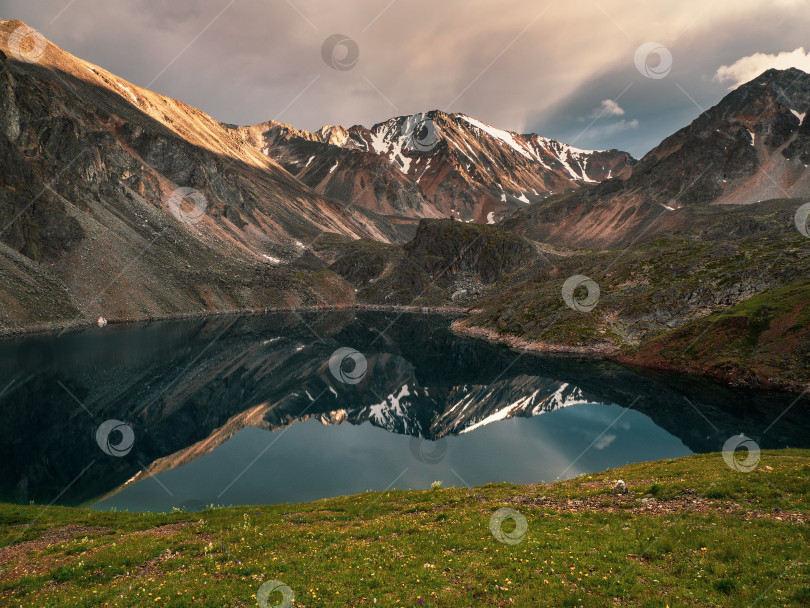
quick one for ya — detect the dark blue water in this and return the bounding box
[0,311,806,511]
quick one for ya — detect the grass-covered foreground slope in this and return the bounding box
[1,451,808,607]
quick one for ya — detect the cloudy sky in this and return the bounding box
[4,0,810,157]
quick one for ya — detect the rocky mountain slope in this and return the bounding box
[504,68,810,248]
[236,111,634,223]
[0,20,412,332]
[0,20,634,334]
[311,219,536,306]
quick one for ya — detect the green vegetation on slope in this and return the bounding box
[628,280,810,389]
[458,200,810,390]
[1,451,808,607]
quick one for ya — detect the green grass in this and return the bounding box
[1,451,808,607]
[639,279,810,388]
[460,223,810,388]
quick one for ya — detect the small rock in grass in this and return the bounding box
[612,479,629,494]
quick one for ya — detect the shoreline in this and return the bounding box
[449,320,621,357]
[0,303,468,339]
[450,319,809,395]
[3,304,807,395]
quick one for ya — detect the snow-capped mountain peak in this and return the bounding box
[237,109,635,224]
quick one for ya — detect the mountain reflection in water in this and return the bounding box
[0,311,806,511]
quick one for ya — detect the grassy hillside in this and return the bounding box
[457,199,810,391]
[625,280,810,389]
[1,451,808,607]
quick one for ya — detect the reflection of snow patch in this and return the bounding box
[461,402,517,433]
[459,382,594,433]
[594,434,617,450]
[369,384,412,433]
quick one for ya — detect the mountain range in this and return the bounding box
[235,111,634,222]
[0,19,808,391]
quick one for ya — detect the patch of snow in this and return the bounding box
[557,150,592,181]
[516,192,530,204]
[486,212,495,224]
[538,137,597,156]
[500,193,507,202]
[390,136,412,173]
[368,127,389,155]
[748,130,756,146]
[416,159,430,183]
[449,139,469,159]
[262,254,282,264]
[534,138,600,182]
[790,109,806,124]
[304,155,315,168]
[366,124,412,174]
[459,115,535,160]
[329,160,339,174]
[113,80,138,104]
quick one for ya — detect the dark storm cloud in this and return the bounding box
[2,0,808,156]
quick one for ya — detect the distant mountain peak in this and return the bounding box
[504,67,810,247]
[239,108,635,223]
